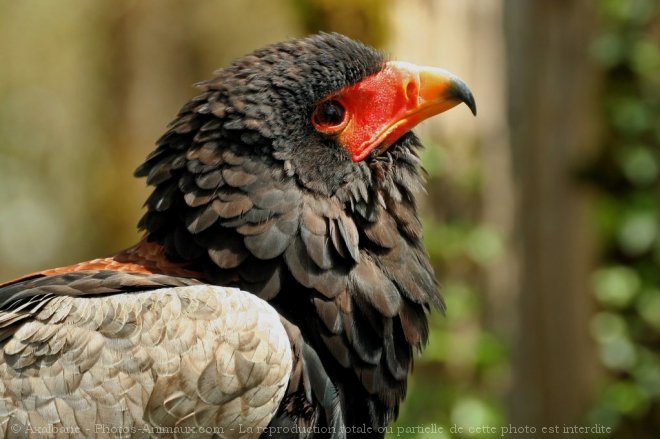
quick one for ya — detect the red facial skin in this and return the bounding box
[313,61,476,162]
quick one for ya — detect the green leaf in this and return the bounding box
[467,226,503,266]
[591,312,627,342]
[451,397,501,436]
[617,211,658,255]
[636,289,660,330]
[602,381,650,416]
[599,336,637,371]
[593,266,641,308]
[620,146,658,187]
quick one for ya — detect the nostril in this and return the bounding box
[405,80,418,103]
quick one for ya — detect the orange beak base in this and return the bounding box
[336,61,476,162]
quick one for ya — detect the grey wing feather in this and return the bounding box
[0,285,292,439]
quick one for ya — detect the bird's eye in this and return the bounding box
[312,99,347,131]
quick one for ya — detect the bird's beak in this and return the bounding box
[337,61,476,162]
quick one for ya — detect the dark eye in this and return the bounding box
[313,100,346,129]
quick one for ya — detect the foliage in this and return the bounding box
[587,0,660,435]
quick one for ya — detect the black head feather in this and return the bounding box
[185,32,386,196]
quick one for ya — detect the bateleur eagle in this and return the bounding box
[0,33,475,438]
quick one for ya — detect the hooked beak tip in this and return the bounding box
[447,78,477,116]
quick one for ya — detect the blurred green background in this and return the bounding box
[0,0,658,437]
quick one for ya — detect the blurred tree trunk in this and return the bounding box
[505,0,602,427]
[291,0,388,47]
[87,0,299,255]
[470,0,518,344]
